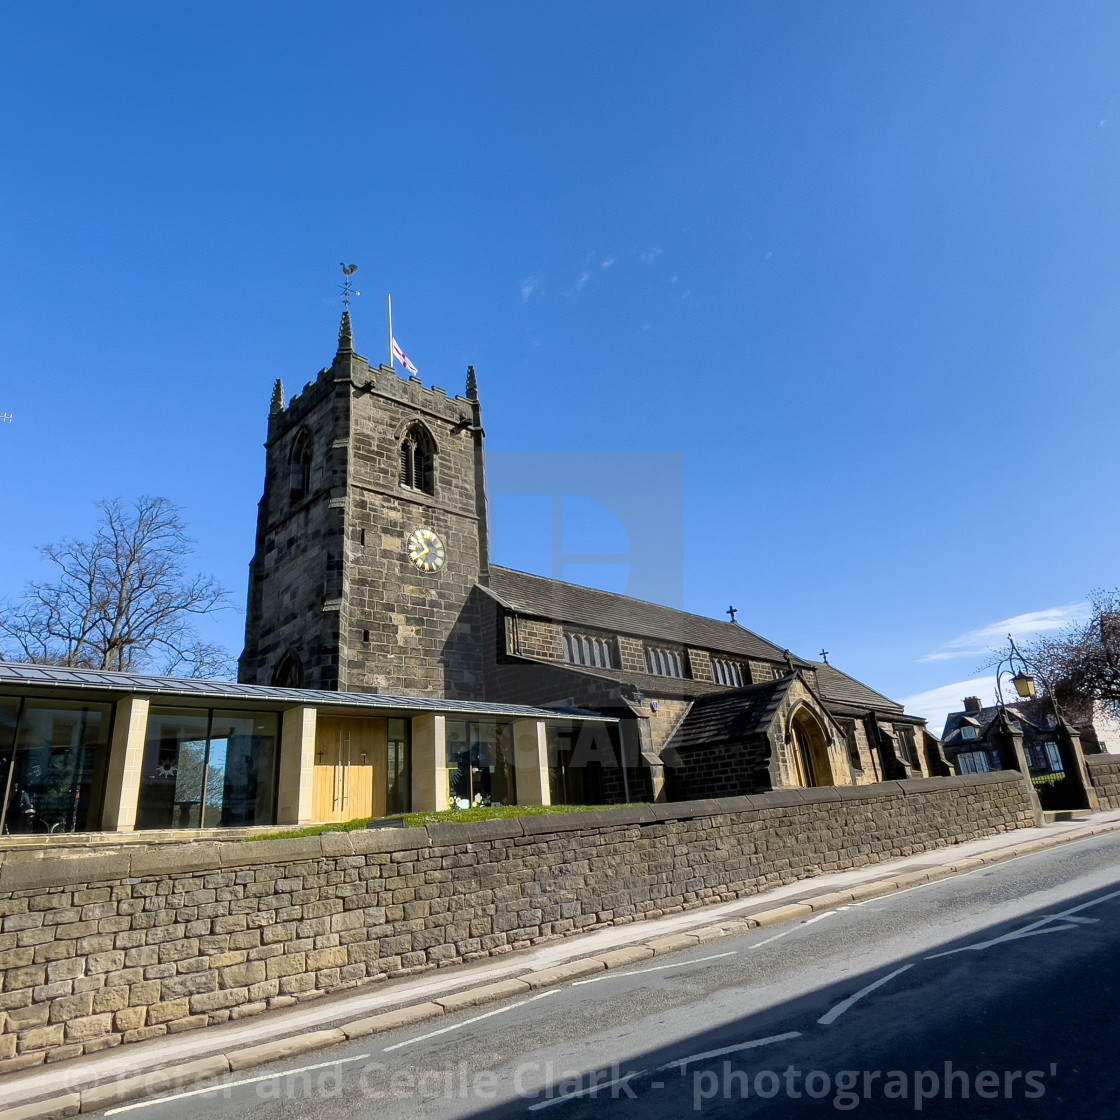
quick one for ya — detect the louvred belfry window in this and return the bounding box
[399,424,435,494]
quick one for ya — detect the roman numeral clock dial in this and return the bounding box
[407,528,446,573]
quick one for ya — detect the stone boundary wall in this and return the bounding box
[1086,754,1120,810]
[0,772,1035,1071]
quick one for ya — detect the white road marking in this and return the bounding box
[527,1068,649,1111]
[927,886,1120,960]
[817,964,914,1025]
[802,911,835,925]
[104,1053,372,1114]
[657,1030,802,1072]
[571,952,738,985]
[383,990,558,1051]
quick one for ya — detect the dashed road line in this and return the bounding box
[817,964,914,1026]
[657,1030,803,1072]
[383,990,559,1051]
[571,951,738,986]
[527,1068,650,1111]
[104,1054,372,1114]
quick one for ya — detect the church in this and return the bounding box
[237,310,941,813]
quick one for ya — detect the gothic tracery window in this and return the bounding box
[399,424,435,494]
[271,651,304,688]
[289,430,312,502]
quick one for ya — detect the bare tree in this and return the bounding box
[1026,589,1120,721]
[0,497,232,677]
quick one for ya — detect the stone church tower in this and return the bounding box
[238,313,490,697]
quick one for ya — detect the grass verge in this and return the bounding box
[250,802,649,841]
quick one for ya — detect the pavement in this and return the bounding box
[5,809,1120,1120]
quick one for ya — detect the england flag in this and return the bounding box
[392,337,419,375]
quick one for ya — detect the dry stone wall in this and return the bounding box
[0,772,1035,1070]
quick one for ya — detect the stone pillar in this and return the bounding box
[276,706,317,826]
[991,711,1032,774]
[100,696,150,832]
[1055,720,1100,811]
[411,714,448,812]
[513,720,551,806]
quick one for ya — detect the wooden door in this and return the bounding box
[312,718,384,823]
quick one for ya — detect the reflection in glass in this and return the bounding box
[0,700,112,834]
[137,707,278,830]
[445,721,515,808]
[137,708,210,829]
[209,710,277,827]
[386,718,411,815]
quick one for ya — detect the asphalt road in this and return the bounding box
[98,830,1120,1119]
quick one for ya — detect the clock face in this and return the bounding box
[407,528,446,572]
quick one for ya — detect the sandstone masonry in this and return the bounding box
[0,772,1035,1069]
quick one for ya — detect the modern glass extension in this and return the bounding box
[0,698,113,835]
[446,721,516,807]
[136,707,280,829]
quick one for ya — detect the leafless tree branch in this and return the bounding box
[0,497,233,678]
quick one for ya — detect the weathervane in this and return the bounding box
[340,263,360,311]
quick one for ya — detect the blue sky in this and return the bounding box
[2,2,1119,731]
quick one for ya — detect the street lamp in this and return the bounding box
[995,635,1039,707]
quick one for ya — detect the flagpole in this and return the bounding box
[387,293,394,370]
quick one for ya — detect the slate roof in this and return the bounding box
[812,663,906,717]
[489,566,803,665]
[666,677,794,751]
[941,698,1062,747]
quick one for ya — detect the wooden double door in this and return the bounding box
[312,717,386,824]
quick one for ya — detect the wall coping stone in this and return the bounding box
[0,774,1030,889]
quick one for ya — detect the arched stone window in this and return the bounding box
[289,430,312,502]
[271,651,304,688]
[399,423,436,494]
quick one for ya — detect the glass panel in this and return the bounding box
[386,718,411,814]
[447,720,471,807]
[2,700,111,835]
[138,707,210,829]
[206,710,279,828]
[473,723,516,807]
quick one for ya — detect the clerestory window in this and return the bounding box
[711,658,746,687]
[563,631,616,670]
[645,646,686,678]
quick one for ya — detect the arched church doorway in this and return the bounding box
[791,708,834,787]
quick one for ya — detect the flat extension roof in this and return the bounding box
[0,663,615,722]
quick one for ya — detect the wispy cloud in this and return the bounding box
[916,602,1090,664]
[639,247,662,264]
[601,258,616,270]
[575,271,592,291]
[901,675,996,733]
[520,277,539,303]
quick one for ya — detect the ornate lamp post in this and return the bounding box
[995,634,1040,707]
